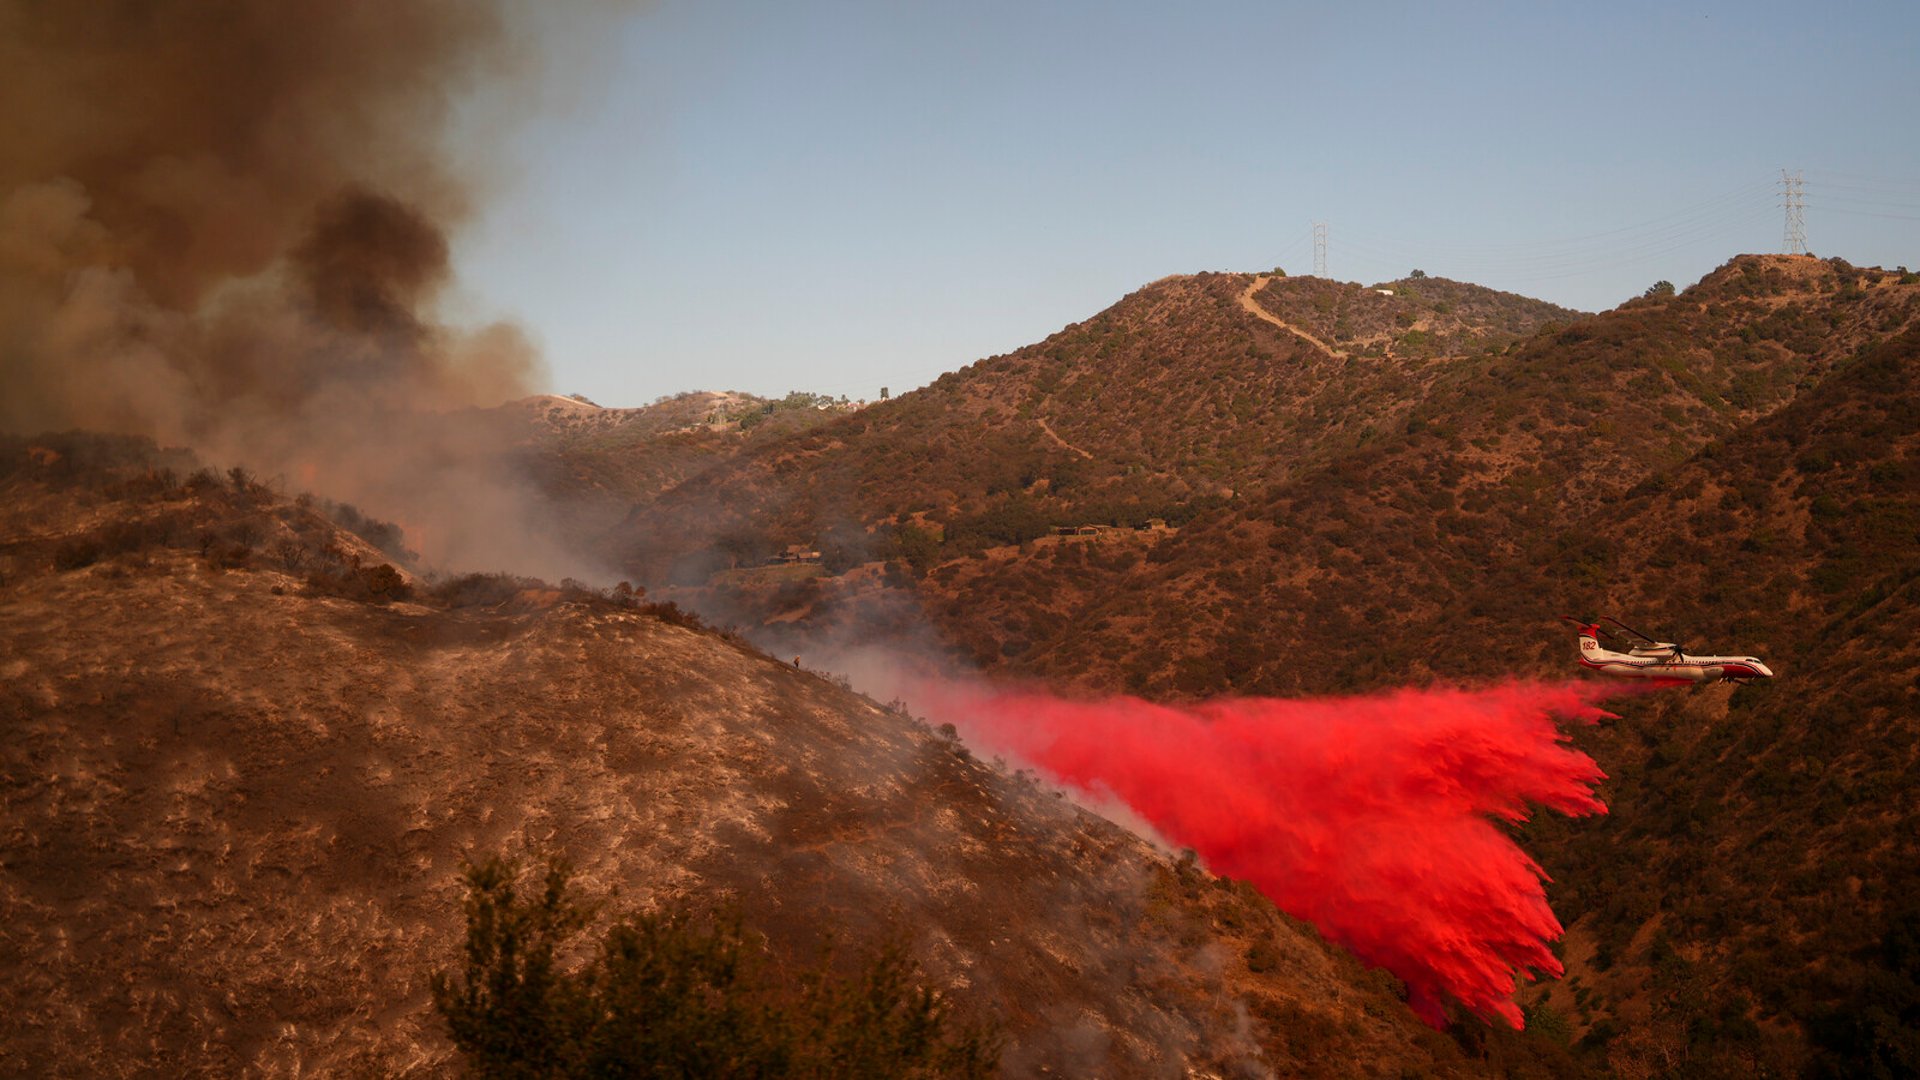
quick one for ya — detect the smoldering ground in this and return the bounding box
[0,1,630,580]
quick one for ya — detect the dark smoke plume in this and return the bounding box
[294,188,453,352]
[0,1,613,578]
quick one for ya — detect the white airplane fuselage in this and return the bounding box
[1575,625,1773,684]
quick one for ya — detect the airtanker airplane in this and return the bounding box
[1566,617,1774,685]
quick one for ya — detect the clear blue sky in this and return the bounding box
[454,0,1920,408]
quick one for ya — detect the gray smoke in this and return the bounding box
[0,1,624,579]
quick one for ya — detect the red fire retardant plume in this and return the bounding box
[920,679,1617,1029]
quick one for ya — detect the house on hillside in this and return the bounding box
[769,543,822,564]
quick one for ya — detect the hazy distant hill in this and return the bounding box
[401,389,871,565]
[0,437,1561,1078]
[468,389,859,532]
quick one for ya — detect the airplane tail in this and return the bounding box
[1561,616,1603,662]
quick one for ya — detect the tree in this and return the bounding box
[431,857,593,1077]
[1408,268,1427,279]
[431,856,1000,1078]
[1645,280,1676,298]
[889,522,941,573]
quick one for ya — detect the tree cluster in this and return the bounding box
[431,857,1000,1078]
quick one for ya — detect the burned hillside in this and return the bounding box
[0,438,1565,1077]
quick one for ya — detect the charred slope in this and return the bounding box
[0,441,1522,1078]
[610,271,1580,587]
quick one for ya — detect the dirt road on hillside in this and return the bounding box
[1036,417,1094,460]
[1239,276,1348,359]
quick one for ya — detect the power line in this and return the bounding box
[1312,222,1327,278]
[1804,167,1920,190]
[1334,182,1776,276]
[1265,231,1312,274]
[1801,169,1920,222]
[1333,192,1777,284]
[1342,181,1774,260]
[1814,206,1920,223]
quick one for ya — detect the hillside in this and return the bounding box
[904,256,1920,694]
[593,255,1920,1073]
[626,257,1920,691]
[1518,316,1920,1075]
[1253,272,1585,360]
[898,266,1920,1074]
[611,270,1580,587]
[0,436,1570,1078]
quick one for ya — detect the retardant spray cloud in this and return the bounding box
[894,674,1617,1029]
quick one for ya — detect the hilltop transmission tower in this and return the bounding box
[1312,222,1328,278]
[1779,169,1807,255]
